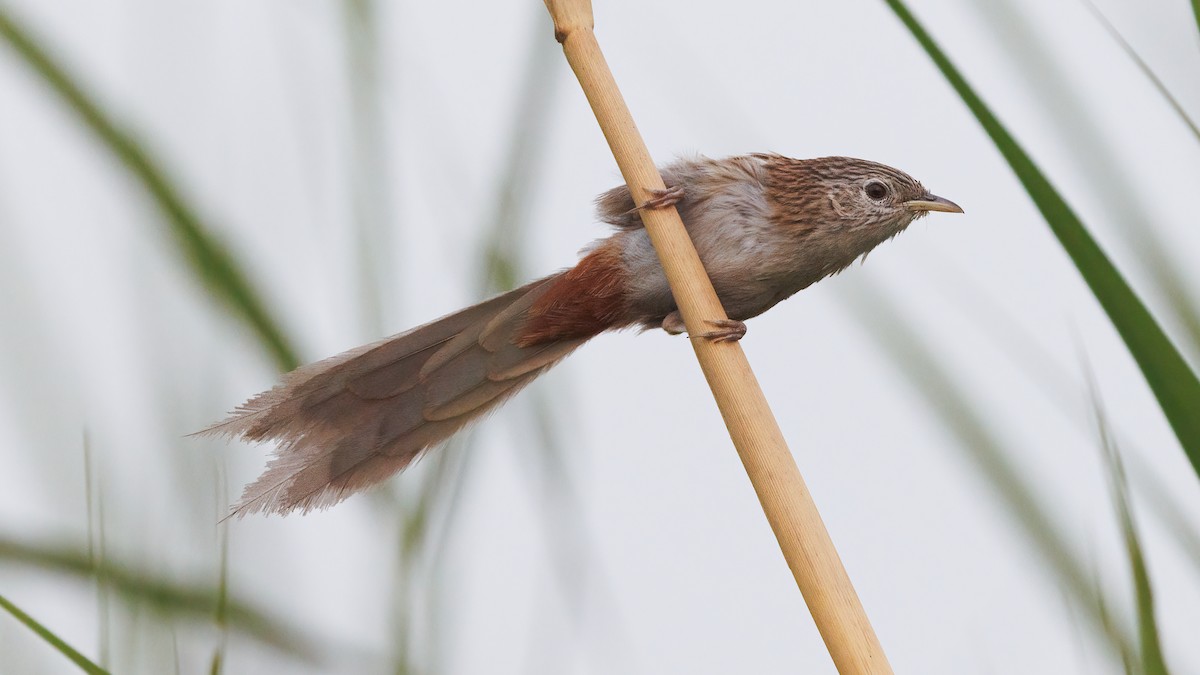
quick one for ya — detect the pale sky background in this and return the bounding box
[1,0,1199,673]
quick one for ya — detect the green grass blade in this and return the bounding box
[1133,461,1200,575]
[81,432,112,669]
[1115,460,1170,675]
[343,0,394,337]
[0,593,110,675]
[210,506,230,674]
[930,2,1200,365]
[845,280,1139,665]
[1090,575,1138,675]
[882,0,1200,476]
[1089,382,1170,675]
[927,253,1200,579]
[0,537,319,661]
[1193,0,1200,39]
[471,21,628,665]
[1082,0,1200,144]
[0,7,299,371]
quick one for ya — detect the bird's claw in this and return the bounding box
[694,319,747,343]
[660,313,746,342]
[639,185,685,211]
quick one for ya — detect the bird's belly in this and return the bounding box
[620,228,810,325]
[712,272,811,321]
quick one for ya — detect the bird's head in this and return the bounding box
[808,156,962,236]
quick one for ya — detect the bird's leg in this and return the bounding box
[661,312,747,343]
[638,185,685,211]
[661,311,687,335]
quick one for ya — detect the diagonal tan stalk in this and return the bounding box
[542,2,891,673]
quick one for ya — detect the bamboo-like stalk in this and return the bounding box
[541,2,892,673]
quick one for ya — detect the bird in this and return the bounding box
[205,153,962,517]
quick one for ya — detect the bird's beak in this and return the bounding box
[904,194,964,214]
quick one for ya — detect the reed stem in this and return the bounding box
[542,2,892,672]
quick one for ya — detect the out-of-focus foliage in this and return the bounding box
[0,537,321,661]
[0,6,299,371]
[0,592,110,674]
[847,282,1140,666]
[882,0,1200,481]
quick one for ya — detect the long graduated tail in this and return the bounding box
[206,274,592,516]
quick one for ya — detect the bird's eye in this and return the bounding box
[864,181,889,200]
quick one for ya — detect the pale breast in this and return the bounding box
[619,155,800,324]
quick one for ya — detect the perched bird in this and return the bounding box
[207,154,962,516]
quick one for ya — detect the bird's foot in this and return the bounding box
[639,185,685,211]
[695,319,747,343]
[661,313,746,342]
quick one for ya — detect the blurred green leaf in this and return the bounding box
[1071,0,1200,356]
[1116,465,1170,675]
[950,1,1200,366]
[883,0,1200,478]
[1082,0,1200,144]
[1091,385,1170,675]
[0,7,299,371]
[82,431,112,669]
[1193,1,1200,39]
[926,253,1200,580]
[209,520,230,675]
[0,593,110,674]
[0,537,318,662]
[472,20,621,666]
[478,28,559,292]
[845,279,1139,665]
[1134,462,1200,576]
[343,0,394,338]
